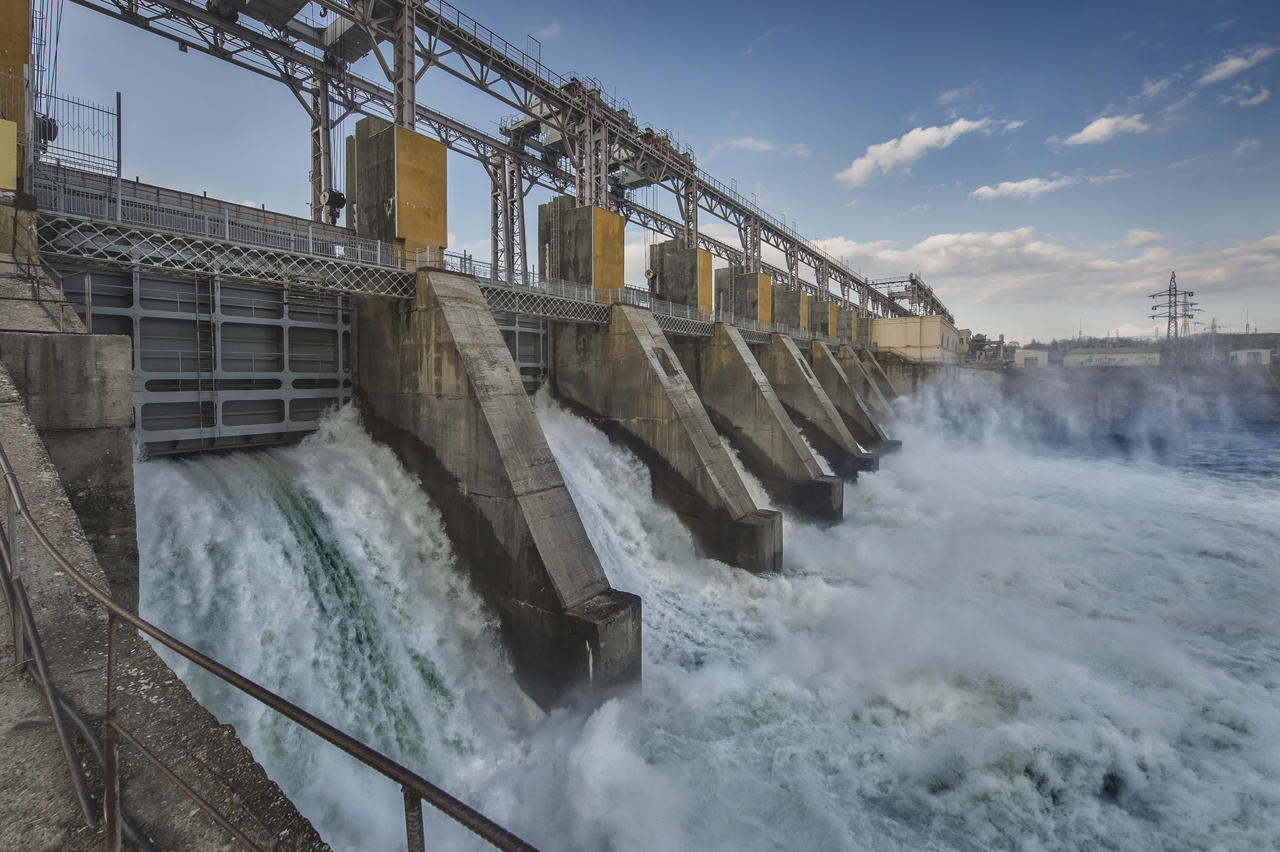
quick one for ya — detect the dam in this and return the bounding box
[4,0,1280,849]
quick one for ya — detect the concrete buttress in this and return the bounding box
[836,344,893,420]
[356,269,640,708]
[551,305,783,573]
[755,334,877,477]
[673,324,841,522]
[809,342,901,454]
[860,349,902,399]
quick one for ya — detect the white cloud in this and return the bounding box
[1140,76,1176,99]
[1123,229,1164,248]
[1235,137,1261,157]
[1221,84,1271,107]
[808,227,1280,338]
[534,21,561,40]
[937,84,976,106]
[972,175,1076,200]
[1002,120,1026,132]
[1196,45,1277,86]
[972,170,1127,200]
[835,118,1013,188]
[727,136,776,152]
[910,203,931,213]
[1060,114,1150,145]
[788,142,812,159]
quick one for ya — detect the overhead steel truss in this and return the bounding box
[61,0,949,321]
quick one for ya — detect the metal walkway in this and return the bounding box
[34,166,846,351]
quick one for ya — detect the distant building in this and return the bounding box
[956,328,972,360]
[870,316,961,363]
[1014,349,1052,368]
[1229,349,1272,366]
[1063,347,1161,368]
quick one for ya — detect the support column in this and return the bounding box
[309,78,333,223]
[837,308,856,341]
[356,270,641,707]
[809,341,900,453]
[538,195,624,291]
[552,306,782,573]
[754,333,877,477]
[714,265,772,323]
[649,238,712,318]
[393,0,416,128]
[674,324,841,522]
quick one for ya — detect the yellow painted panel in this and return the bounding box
[828,303,838,336]
[757,273,772,324]
[591,205,625,290]
[0,120,16,192]
[697,249,713,315]
[0,1,27,135]
[798,292,809,330]
[394,126,447,251]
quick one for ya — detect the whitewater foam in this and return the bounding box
[136,385,1280,851]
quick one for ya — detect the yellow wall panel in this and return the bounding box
[591,205,625,290]
[697,249,713,315]
[394,126,447,252]
[828,303,838,337]
[0,2,28,134]
[798,292,809,330]
[0,120,16,191]
[757,274,772,324]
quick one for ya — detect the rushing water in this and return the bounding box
[136,383,1280,851]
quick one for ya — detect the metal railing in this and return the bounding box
[0,439,537,852]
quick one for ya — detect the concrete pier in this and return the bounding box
[755,333,876,476]
[674,323,842,522]
[809,341,900,454]
[357,269,641,707]
[552,305,782,573]
[837,344,893,420]
[861,348,901,399]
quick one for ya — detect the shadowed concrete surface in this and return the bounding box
[357,268,641,708]
[553,304,782,573]
[755,333,877,477]
[673,323,841,522]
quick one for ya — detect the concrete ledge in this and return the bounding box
[754,333,877,477]
[810,341,896,454]
[356,269,640,707]
[674,323,841,523]
[552,306,782,573]
[0,332,138,611]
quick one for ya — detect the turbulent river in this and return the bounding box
[135,384,1280,851]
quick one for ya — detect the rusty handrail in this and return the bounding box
[0,440,538,851]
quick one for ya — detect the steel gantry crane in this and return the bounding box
[63,0,951,319]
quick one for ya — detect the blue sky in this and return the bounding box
[52,0,1279,341]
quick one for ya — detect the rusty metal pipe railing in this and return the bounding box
[0,440,538,851]
[0,515,157,850]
